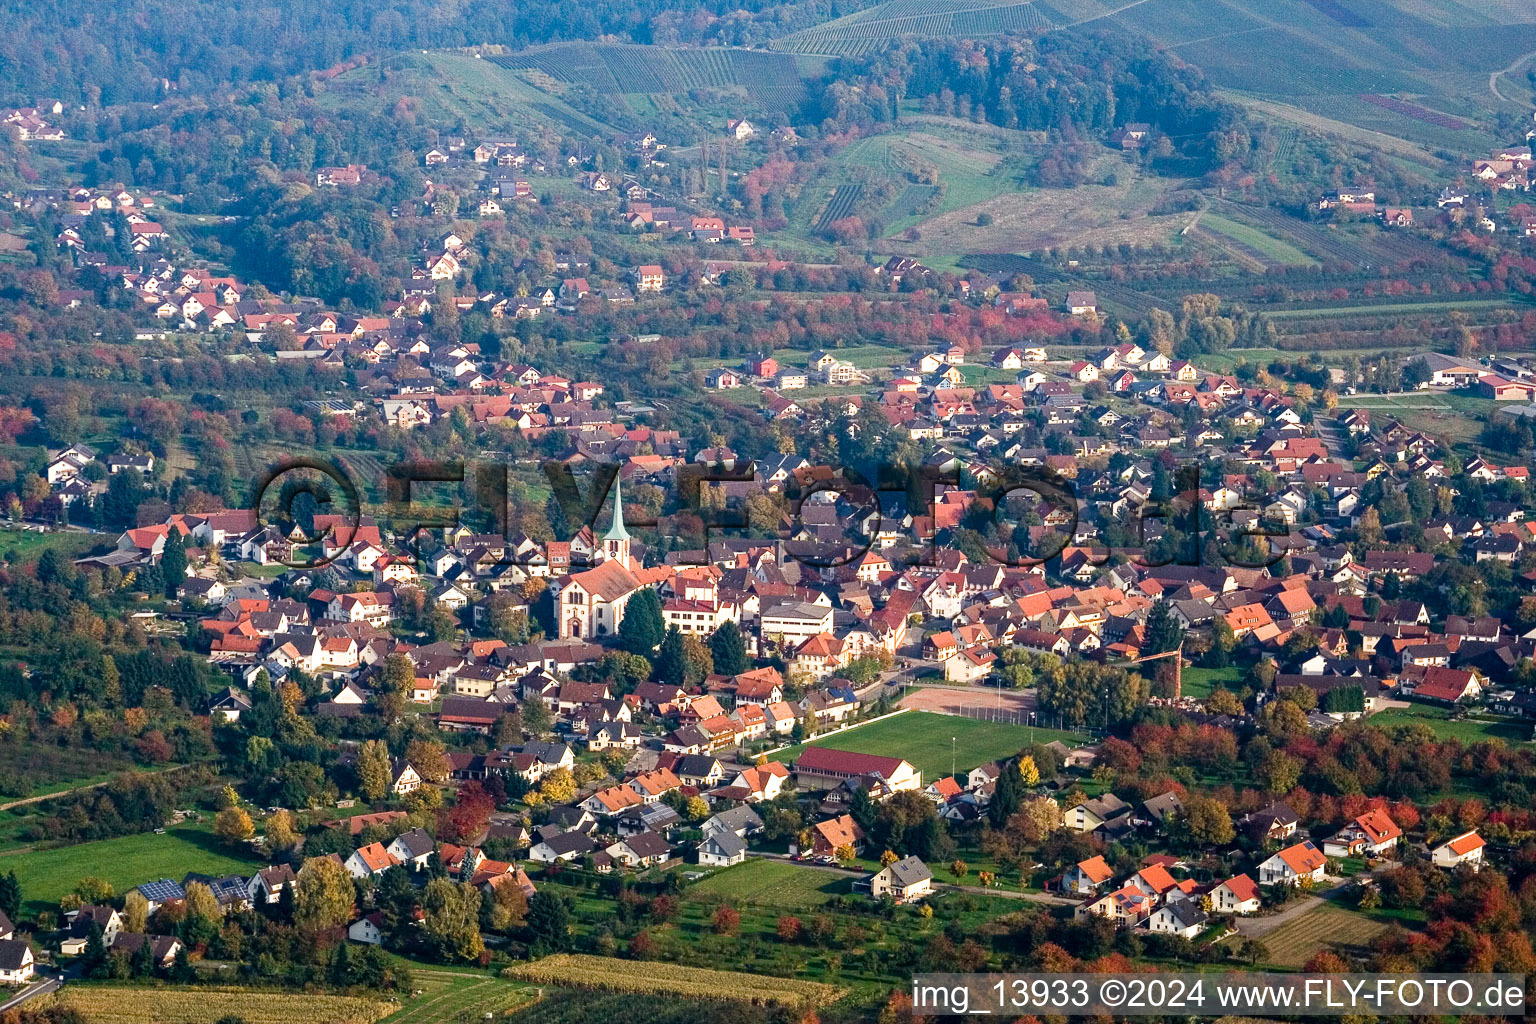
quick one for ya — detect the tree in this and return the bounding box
[1358,506,1383,546]
[1144,599,1182,655]
[382,653,415,694]
[214,805,254,846]
[265,809,299,851]
[1237,938,1268,966]
[74,876,114,904]
[538,767,576,805]
[522,695,553,737]
[420,878,486,962]
[711,905,740,935]
[294,857,355,931]
[82,924,109,979]
[681,634,713,686]
[184,881,223,923]
[160,528,187,597]
[709,621,750,676]
[1259,751,1302,794]
[618,587,665,655]
[1017,755,1040,787]
[1206,689,1243,716]
[654,626,687,686]
[1262,701,1308,741]
[122,890,148,934]
[0,871,20,921]
[525,890,572,953]
[1183,796,1235,846]
[988,757,1024,829]
[405,739,450,784]
[357,739,393,801]
[130,932,155,978]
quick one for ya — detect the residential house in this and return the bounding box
[1258,840,1327,886]
[1211,874,1261,915]
[1431,831,1485,870]
[868,855,933,902]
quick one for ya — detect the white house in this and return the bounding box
[1062,855,1114,895]
[1258,840,1327,887]
[347,913,384,945]
[1431,831,1485,870]
[0,940,33,985]
[1210,874,1261,915]
[697,831,748,867]
[387,828,436,870]
[868,855,933,902]
[344,842,400,880]
[1145,900,1208,938]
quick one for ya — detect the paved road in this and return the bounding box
[0,975,61,1012]
[1490,49,1536,102]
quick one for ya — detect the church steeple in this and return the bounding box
[602,474,631,569]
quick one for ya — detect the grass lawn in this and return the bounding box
[1258,901,1391,969]
[687,858,846,909]
[770,711,1090,782]
[1180,665,1244,700]
[1367,706,1530,744]
[0,528,104,568]
[2,822,265,914]
[381,966,536,1024]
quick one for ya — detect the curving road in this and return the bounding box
[1490,50,1536,103]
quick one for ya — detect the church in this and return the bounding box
[554,477,670,639]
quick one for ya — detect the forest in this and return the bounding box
[813,31,1255,177]
[0,0,877,105]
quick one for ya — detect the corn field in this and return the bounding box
[45,987,395,1024]
[507,954,844,1009]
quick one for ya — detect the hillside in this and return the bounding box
[770,0,1536,155]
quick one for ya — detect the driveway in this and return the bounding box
[1233,879,1352,938]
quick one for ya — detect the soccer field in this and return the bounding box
[770,711,1089,782]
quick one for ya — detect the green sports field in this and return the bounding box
[771,710,1089,782]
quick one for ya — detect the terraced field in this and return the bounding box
[775,0,1059,55]
[815,183,865,231]
[489,45,812,112]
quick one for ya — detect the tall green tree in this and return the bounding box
[618,588,665,655]
[0,870,21,920]
[1144,598,1182,655]
[708,621,750,676]
[420,878,486,962]
[988,757,1024,829]
[160,528,187,598]
[525,891,572,954]
[654,626,687,686]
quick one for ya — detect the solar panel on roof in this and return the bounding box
[136,879,185,902]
